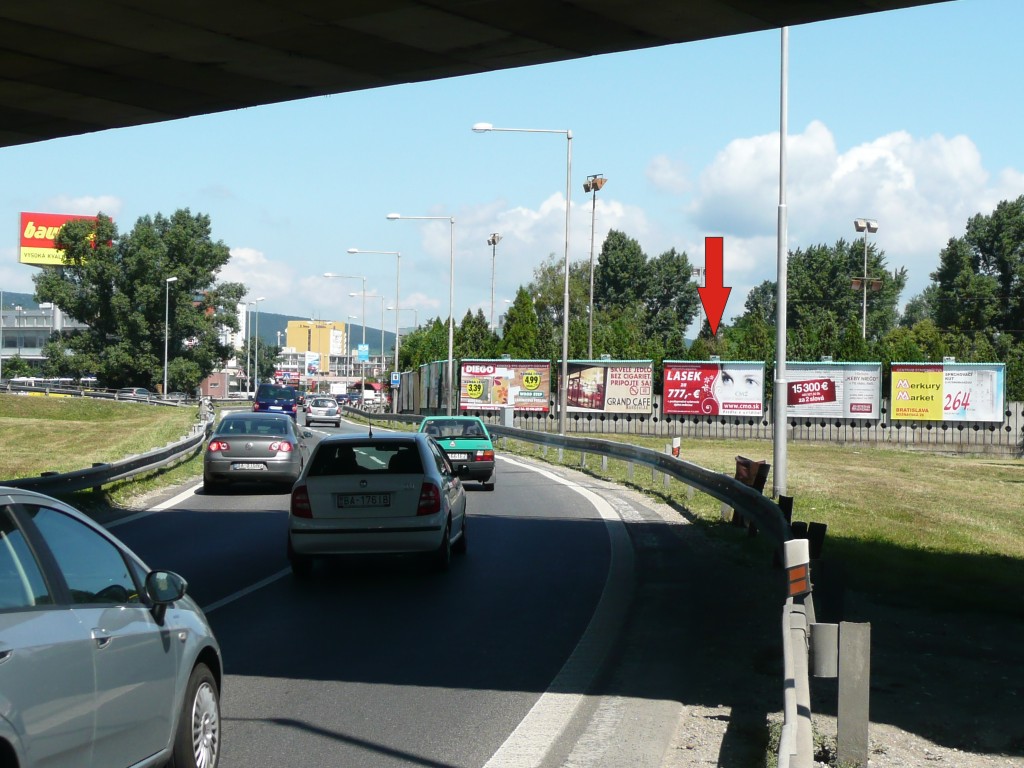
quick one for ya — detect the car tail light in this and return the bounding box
[290,404,297,414]
[418,482,441,516]
[252,402,260,412]
[291,486,312,518]
[270,441,293,453]
[475,449,495,462]
[208,440,230,452]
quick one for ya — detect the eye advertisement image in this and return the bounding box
[662,361,764,417]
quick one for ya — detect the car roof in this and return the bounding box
[319,432,425,445]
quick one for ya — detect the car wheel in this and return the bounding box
[434,517,452,571]
[202,477,219,495]
[453,515,467,555]
[169,662,220,768]
[288,538,313,579]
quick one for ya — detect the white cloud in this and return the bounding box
[47,194,123,217]
[687,120,1024,313]
[646,154,690,194]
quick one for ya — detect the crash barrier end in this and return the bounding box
[722,456,770,532]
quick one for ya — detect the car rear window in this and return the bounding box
[308,442,423,476]
[216,417,290,436]
[423,420,487,439]
[257,385,295,400]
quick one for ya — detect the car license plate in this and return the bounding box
[232,462,266,471]
[268,405,283,411]
[338,494,391,508]
[447,452,469,461]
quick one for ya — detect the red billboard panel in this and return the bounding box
[662,361,764,416]
[19,212,99,266]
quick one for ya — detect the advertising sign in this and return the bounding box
[357,343,369,362]
[891,362,1005,421]
[662,361,764,416]
[304,351,320,376]
[785,362,882,418]
[19,212,99,266]
[567,361,653,413]
[459,360,551,412]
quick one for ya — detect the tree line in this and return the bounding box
[399,196,1024,401]
[22,197,1024,401]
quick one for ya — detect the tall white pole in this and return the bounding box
[862,233,869,339]
[163,276,178,396]
[471,124,572,434]
[773,27,789,499]
[447,218,455,416]
[559,131,572,435]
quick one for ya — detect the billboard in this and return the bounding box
[304,351,320,376]
[785,362,882,419]
[20,212,99,266]
[891,362,1005,422]
[567,361,653,413]
[662,361,764,416]
[459,360,551,412]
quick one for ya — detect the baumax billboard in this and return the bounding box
[19,212,99,266]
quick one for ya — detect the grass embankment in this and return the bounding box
[0,393,204,508]
[499,434,1024,616]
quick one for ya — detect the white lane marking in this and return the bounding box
[106,482,203,529]
[201,568,291,614]
[483,455,635,768]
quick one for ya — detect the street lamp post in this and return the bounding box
[245,301,256,392]
[583,174,607,358]
[163,276,178,397]
[326,273,366,399]
[487,233,501,330]
[348,247,402,411]
[387,213,456,415]
[473,122,573,434]
[853,218,879,339]
[252,296,265,388]
[350,292,385,369]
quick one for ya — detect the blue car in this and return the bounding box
[252,383,299,420]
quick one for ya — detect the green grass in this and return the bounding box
[495,433,1024,616]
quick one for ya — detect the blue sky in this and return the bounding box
[2,0,1021,337]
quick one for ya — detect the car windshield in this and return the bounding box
[216,417,290,436]
[423,420,486,439]
[312,399,334,407]
[308,442,423,476]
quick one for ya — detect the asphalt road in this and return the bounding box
[105,417,680,768]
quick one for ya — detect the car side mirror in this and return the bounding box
[145,570,187,624]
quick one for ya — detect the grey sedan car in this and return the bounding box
[203,411,311,493]
[0,486,222,768]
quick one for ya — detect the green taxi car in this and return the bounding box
[418,415,496,490]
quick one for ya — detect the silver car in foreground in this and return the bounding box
[203,411,310,493]
[0,487,222,768]
[287,432,469,577]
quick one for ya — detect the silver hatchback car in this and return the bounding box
[287,432,469,577]
[0,486,222,768]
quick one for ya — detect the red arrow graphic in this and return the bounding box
[697,236,731,336]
